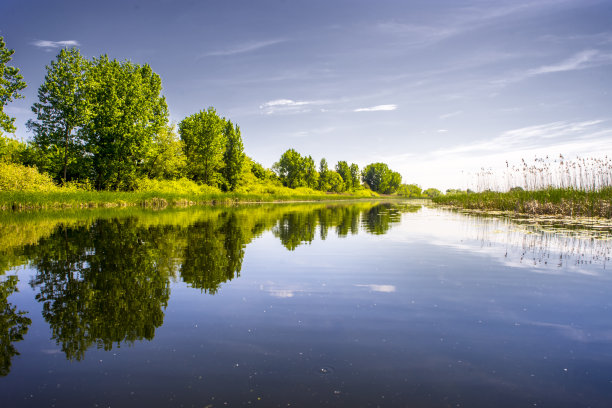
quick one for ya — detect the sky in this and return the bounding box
[1,0,612,191]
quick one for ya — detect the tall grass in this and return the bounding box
[436,156,612,218]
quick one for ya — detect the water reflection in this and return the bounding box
[0,202,414,366]
[0,275,31,376]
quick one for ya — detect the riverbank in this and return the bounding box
[0,189,383,211]
[432,188,612,218]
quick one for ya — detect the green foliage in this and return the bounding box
[27,48,91,182]
[335,161,351,191]
[0,135,27,164]
[350,163,360,189]
[327,171,345,193]
[85,55,169,190]
[318,158,331,191]
[273,148,308,188]
[0,162,59,192]
[0,37,27,134]
[303,155,319,189]
[423,188,441,198]
[221,121,245,191]
[361,162,402,194]
[144,125,186,180]
[397,184,422,197]
[179,107,226,186]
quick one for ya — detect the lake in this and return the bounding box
[1,201,611,407]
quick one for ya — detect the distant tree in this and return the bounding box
[27,48,90,182]
[221,120,245,191]
[362,162,402,194]
[318,158,331,191]
[84,55,168,190]
[327,171,345,193]
[423,188,441,198]
[273,148,306,188]
[335,161,351,191]
[0,37,27,134]
[144,124,185,180]
[179,107,226,186]
[397,184,422,197]
[349,163,360,189]
[303,155,319,189]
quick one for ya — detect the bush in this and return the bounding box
[0,162,59,192]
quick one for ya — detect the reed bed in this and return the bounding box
[435,156,612,218]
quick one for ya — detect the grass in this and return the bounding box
[433,187,612,218]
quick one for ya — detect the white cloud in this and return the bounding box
[494,49,612,86]
[32,40,80,50]
[259,98,329,115]
[202,39,286,57]
[439,110,463,120]
[354,104,397,112]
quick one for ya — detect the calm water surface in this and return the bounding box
[1,201,612,407]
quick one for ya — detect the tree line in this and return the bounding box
[0,37,435,195]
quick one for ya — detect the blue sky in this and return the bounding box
[2,0,612,190]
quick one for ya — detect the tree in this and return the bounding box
[327,171,345,193]
[335,161,351,191]
[423,188,441,198]
[318,158,331,191]
[350,163,360,189]
[179,107,226,186]
[273,149,306,188]
[362,162,402,194]
[144,124,185,180]
[397,184,422,197]
[27,48,90,182]
[0,37,27,134]
[221,120,245,191]
[303,155,319,189]
[84,55,168,190]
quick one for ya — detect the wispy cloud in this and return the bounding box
[32,40,79,50]
[439,110,463,120]
[354,284,396,293]
[259,98,329,115]
[494,49,612,85]
[354,104,397,112]
[201,39,286,57]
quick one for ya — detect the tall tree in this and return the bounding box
[350,163,360,189]
[318,158,331,191]
[362,162,402,194]
[335,161,351,191]
[303,155,319,189]
[179,107,226,186]
[144,124,185,180]
[0,37,27,134]
[84,55,168,190]
[222,120,245,191]
[27,48,90,182]
[273,148,306,188]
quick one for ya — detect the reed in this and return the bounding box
[434,156,612,218]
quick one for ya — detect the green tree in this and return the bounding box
[335,161,351,191]
[179,107,226,186]
[273,148,306,188]
[318,158,331,191]
[350,163,360,189]
[327,171,345,193]
[144,124,186,180]
[303,155,319,189]
[397,183,422,197]
[362,162,402,194]
[423,187,441,198]
[27,48,90,182]
[85,55,168,190]
[0,37,27,134]
[221,120,245,191]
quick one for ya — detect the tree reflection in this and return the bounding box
[6,202,418,362]
[0,276,31,376]
[29,219,173,361]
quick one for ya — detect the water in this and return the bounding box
[1,201,612,407]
